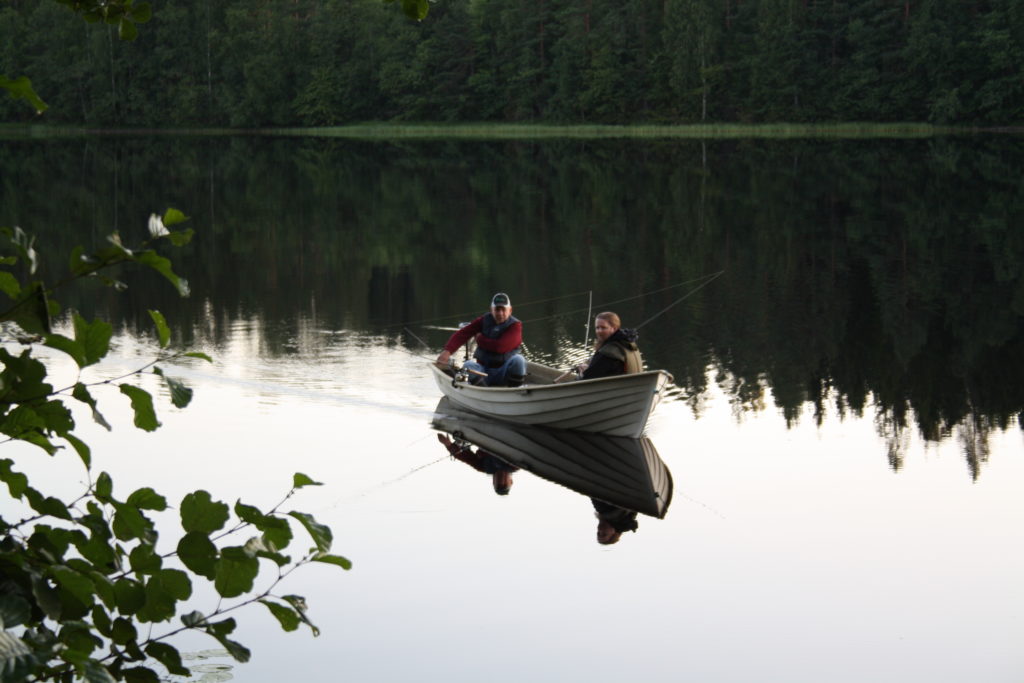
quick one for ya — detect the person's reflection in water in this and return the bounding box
[592,498,639,545]
[437,433,519,495]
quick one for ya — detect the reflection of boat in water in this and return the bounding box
[431,398,673,518]
[429,360,672,439]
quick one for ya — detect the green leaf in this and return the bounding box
[118,16,138,40]
[110,617,137,645]
[130,2,153,23]
[31,574,62,620]
[0,74,48,113]
[27,491,72,520]
[312,553,353,570]
[137,570,192,623]
[161,207,187,226]
[259,599,300,632]
[147,310,170,348]
[34,399,75,435]
[176,532,217,580]
[183,351,213,362]
[145,642,189,677]
[64,432,92,468]
[281,595,320,636]
[89,572,116,609]
[398,0,430,20]
[74,314,113,366]
[180,491,229,534]
[119,384,160,431]
[59,621,102,657]
[134,250,189,297]
[152,367,193,408]
[0,594,32,628]
[73,383,112,431]
[129,544,162,575]
[95,472,113,501]
[234,501,292,550]
[288,511,333,553]
[243,536,290,567]
[213,547,259,599]
[50,566,96,607]
[204,619,250,663]
[91,605,113,637]
[122,666,161,683]
[293,473,322,489]
[5,282,51,334]
[113,578,146,615]
[180,610,205,627]
[166,228,194,247]
[82,658,118,683]
[69,245,92,275]
[112,502,152,542]
[0,459,29,498]
[42,333,86,367]
[126,487,166,511]
[0,270,20,298]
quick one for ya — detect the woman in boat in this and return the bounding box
[578,312,642,380]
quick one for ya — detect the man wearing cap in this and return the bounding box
[435,292,526,387]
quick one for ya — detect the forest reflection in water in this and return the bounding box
[3,132,1024,479]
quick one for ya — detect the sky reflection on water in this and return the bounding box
[10,327,1021,683]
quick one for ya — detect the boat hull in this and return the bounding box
[430,361,670,438]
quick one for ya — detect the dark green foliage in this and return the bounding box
[2,0,1021,125]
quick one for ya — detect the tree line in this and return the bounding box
[1,0,1021,126]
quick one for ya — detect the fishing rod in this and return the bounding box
[582,290,592,349]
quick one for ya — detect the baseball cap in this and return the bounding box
[491,292,511,307]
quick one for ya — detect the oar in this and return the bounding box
[553,369,578,383]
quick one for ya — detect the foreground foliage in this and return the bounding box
[0,218,348,682]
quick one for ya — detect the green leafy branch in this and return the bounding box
[1,212,199,460]
[1,213,348,681]
[0,467,347,682]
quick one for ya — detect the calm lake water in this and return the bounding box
[3,133,1023,682]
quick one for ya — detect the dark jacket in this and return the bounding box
[581,328,642,380]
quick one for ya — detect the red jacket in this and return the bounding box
[443,314,522,355]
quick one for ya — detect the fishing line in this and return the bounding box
[318,432,452,509]
[519,270,725,326]
[320,455,449,508]
[634,270,725,330]
[402,326,432,350]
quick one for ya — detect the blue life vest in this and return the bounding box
[473,313,522,368]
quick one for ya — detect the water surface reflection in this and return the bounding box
[431,397,673,544]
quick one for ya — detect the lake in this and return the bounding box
[2,133,1023,682]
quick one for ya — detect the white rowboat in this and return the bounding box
[429,360,672,438]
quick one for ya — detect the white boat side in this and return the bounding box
[429,360,671,438]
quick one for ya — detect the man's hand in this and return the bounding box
[436,349,452,366]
